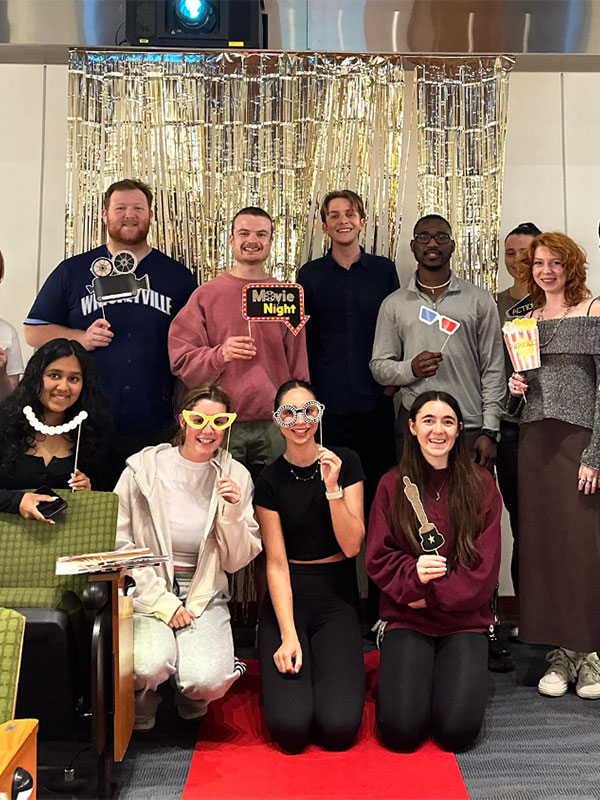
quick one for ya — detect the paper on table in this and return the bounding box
[56,547,170,575]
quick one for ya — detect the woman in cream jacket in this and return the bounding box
[115,384,261,730]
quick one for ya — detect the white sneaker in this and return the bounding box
[576,652,600,699]
[134,712,158,731]
[134,693,161,731]
[538,648,581,697]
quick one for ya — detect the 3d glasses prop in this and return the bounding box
[418,305,461,335]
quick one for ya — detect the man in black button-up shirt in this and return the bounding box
[297,190,400,513]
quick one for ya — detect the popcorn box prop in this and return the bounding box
[502,318,541,372]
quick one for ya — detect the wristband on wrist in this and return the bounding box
[481,427,500,443]
[325,486,343,500]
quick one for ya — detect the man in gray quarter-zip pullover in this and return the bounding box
[370,214,505,469]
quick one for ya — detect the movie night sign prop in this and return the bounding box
[242,283,309,335]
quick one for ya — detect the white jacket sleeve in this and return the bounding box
[114,469,181,624]
[213,465,262,573]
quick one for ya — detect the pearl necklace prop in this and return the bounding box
[23,406,88,435]
[24,406,89,490]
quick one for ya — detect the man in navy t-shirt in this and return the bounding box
[24,179,197,473]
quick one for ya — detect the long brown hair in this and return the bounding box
[393,391,482,570]
[172,384,232,447]
[518,231,591,308]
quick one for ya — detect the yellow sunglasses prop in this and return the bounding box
[181,410,237,430]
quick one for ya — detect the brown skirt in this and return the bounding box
[518,419,600,652]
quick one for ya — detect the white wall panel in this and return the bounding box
[563,73,600,297]
[39,64,68,284]
[498,72,565,292]
[0,64,44,362]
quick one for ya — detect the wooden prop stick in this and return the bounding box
[319,418,324,481]
[100,304,106,320]
[248,319,251,338]
[72,421,84,493]
[439,334,451,354]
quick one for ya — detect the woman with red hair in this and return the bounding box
[509,231,600,700]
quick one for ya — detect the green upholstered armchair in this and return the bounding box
[0,608,26,726]
[0,491,119,738]
[0,490,118,609]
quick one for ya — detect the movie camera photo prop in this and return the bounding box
[242,283,309,336]
[86,250,150,309]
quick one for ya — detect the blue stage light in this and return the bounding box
[175,0,211,27]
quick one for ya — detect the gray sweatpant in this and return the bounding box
[134,593,240,717]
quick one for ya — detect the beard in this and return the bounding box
[107,219,151,248]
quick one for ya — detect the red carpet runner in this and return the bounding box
[182,650,468,800]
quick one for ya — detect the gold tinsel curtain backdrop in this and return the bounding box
[412,55,514,292]
[66,49,406,281]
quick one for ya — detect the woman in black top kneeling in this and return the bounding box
[254,379,365,753]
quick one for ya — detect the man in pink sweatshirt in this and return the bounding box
[168,207,309,478]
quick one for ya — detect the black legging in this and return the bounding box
[377,628,488,753]
[258,560,365,754]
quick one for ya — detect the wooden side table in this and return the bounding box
[0,718,38,799]
[88,570,134,796]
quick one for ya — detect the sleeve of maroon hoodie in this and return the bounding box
[427,470,502,612]
[168,286,227,387]
[366,471,433,606]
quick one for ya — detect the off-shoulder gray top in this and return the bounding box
[509,316,600,469]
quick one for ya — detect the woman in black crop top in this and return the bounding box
[254,379,365,753]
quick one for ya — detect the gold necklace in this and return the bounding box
[427,477,447,501]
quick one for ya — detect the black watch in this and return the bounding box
[481,428,500,443]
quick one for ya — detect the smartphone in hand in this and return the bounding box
[34,486,68,518]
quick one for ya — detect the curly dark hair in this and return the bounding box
[0,338,113,474]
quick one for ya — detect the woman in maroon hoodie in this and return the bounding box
[366,390,502,752]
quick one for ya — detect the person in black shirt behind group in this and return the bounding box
[0,338,113,519]
[254,379,365,753]
[297,190,399,512]
[297,190,399,628]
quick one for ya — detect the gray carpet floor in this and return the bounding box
[457,637,600,800]
[36,627,600,799]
